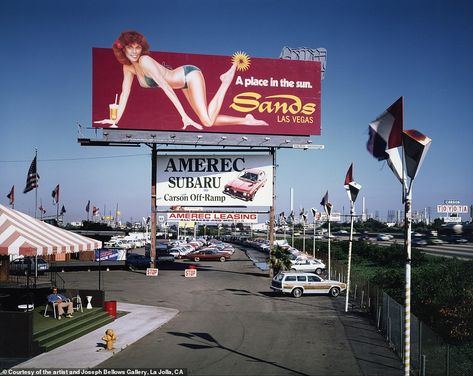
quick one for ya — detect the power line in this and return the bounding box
[0,153,149,163]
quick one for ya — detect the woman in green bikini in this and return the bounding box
[95,30,267,130]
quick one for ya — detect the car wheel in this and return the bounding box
[219,256,226,262]
[292,288,303,298]
[290,268,297,271]
[329,287,340,297]
[315,268,322,275]
[194,257,200,262]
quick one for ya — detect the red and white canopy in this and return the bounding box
[0,204,101,256]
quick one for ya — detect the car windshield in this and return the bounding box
[274,273,285,282]
[240,172,258,182]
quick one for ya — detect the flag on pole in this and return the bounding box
[23,156,39,193]
[320,191,332,216]
[52,184,60,204]
[39,203,46,214]
[7,186,14,206]
[289,210,295,223]
[344,163,353,186]
[367,97,404,182]
[367,97,403,160]
[299,208,307,223]
[85,200,90,213]
[344,163,362,203]
[60,205,66,215]
[92,206,100,216]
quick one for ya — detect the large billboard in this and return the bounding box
[157,155,273,207]
[93,47,321,136]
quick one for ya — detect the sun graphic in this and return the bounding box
[232,51,251,71]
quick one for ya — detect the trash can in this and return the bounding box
[103,300,117,318]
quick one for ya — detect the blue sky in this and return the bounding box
[1,0,472,223]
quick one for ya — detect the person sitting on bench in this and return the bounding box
[47,287,73,320]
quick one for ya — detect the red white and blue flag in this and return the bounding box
[23,156,39,194]
[7,186,14,206]
[344,163,354,186]
[320,191,332,216]
[52,184,60,204]
[367,97,403,160]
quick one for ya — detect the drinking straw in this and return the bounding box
[114,94,118,105]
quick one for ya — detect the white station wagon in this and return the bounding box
[271,272,346,298]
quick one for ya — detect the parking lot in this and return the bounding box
[52,246,402,375]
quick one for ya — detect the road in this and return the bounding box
[286,233,473,260]
[56,247,402,376]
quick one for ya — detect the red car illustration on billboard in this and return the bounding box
[223,168,267,201]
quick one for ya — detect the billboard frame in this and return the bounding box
[79,128,322,149]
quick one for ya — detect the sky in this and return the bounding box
[1,0,472,224]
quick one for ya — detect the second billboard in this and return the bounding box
[157,155,273,207]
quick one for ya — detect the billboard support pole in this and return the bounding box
[269,147,276,277]
[150,144,157,268]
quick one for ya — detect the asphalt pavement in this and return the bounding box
[7,246,402,375]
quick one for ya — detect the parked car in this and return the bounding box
[156,249,175,263]
[183,249,230,262]
[126,250,174,270]
[290,258,326,275]
[9,257,50,275]
[223,168,267,201]
[358,234,371,242]
[168,246,189,259]
[125,253,153,270]
[270,272,346,298]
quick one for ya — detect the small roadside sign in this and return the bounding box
[146,268,159,276]
[185,269,197,278]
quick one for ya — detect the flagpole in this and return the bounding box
[312,216,316,258]
[345,200,355,312]
[302,215,306,254]
[34,149,38,219]
[327,217,331,278]
[404,182,412,376]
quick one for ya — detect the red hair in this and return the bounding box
[112,31,150,65]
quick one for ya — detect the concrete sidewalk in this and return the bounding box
[13,302,178,369]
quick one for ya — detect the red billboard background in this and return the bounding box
[93,48,321,136]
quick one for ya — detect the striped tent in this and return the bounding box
[0,204,101,256]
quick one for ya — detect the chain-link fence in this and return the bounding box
[328,259,472,376]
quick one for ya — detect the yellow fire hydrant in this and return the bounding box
[102,329,117,350]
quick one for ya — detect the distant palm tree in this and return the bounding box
[268,245,293,275]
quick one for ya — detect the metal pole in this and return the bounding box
[150,144,157,268]
[292,222,295,248]
[404,185,412,376]
[327,218,331,278]
[312,219,316,258]
[34,148,38,219]
[302,220,306,254]
[345,201,355,312]
[290,188,294,247]
[98,247,102,290]
[269,148,276,276]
